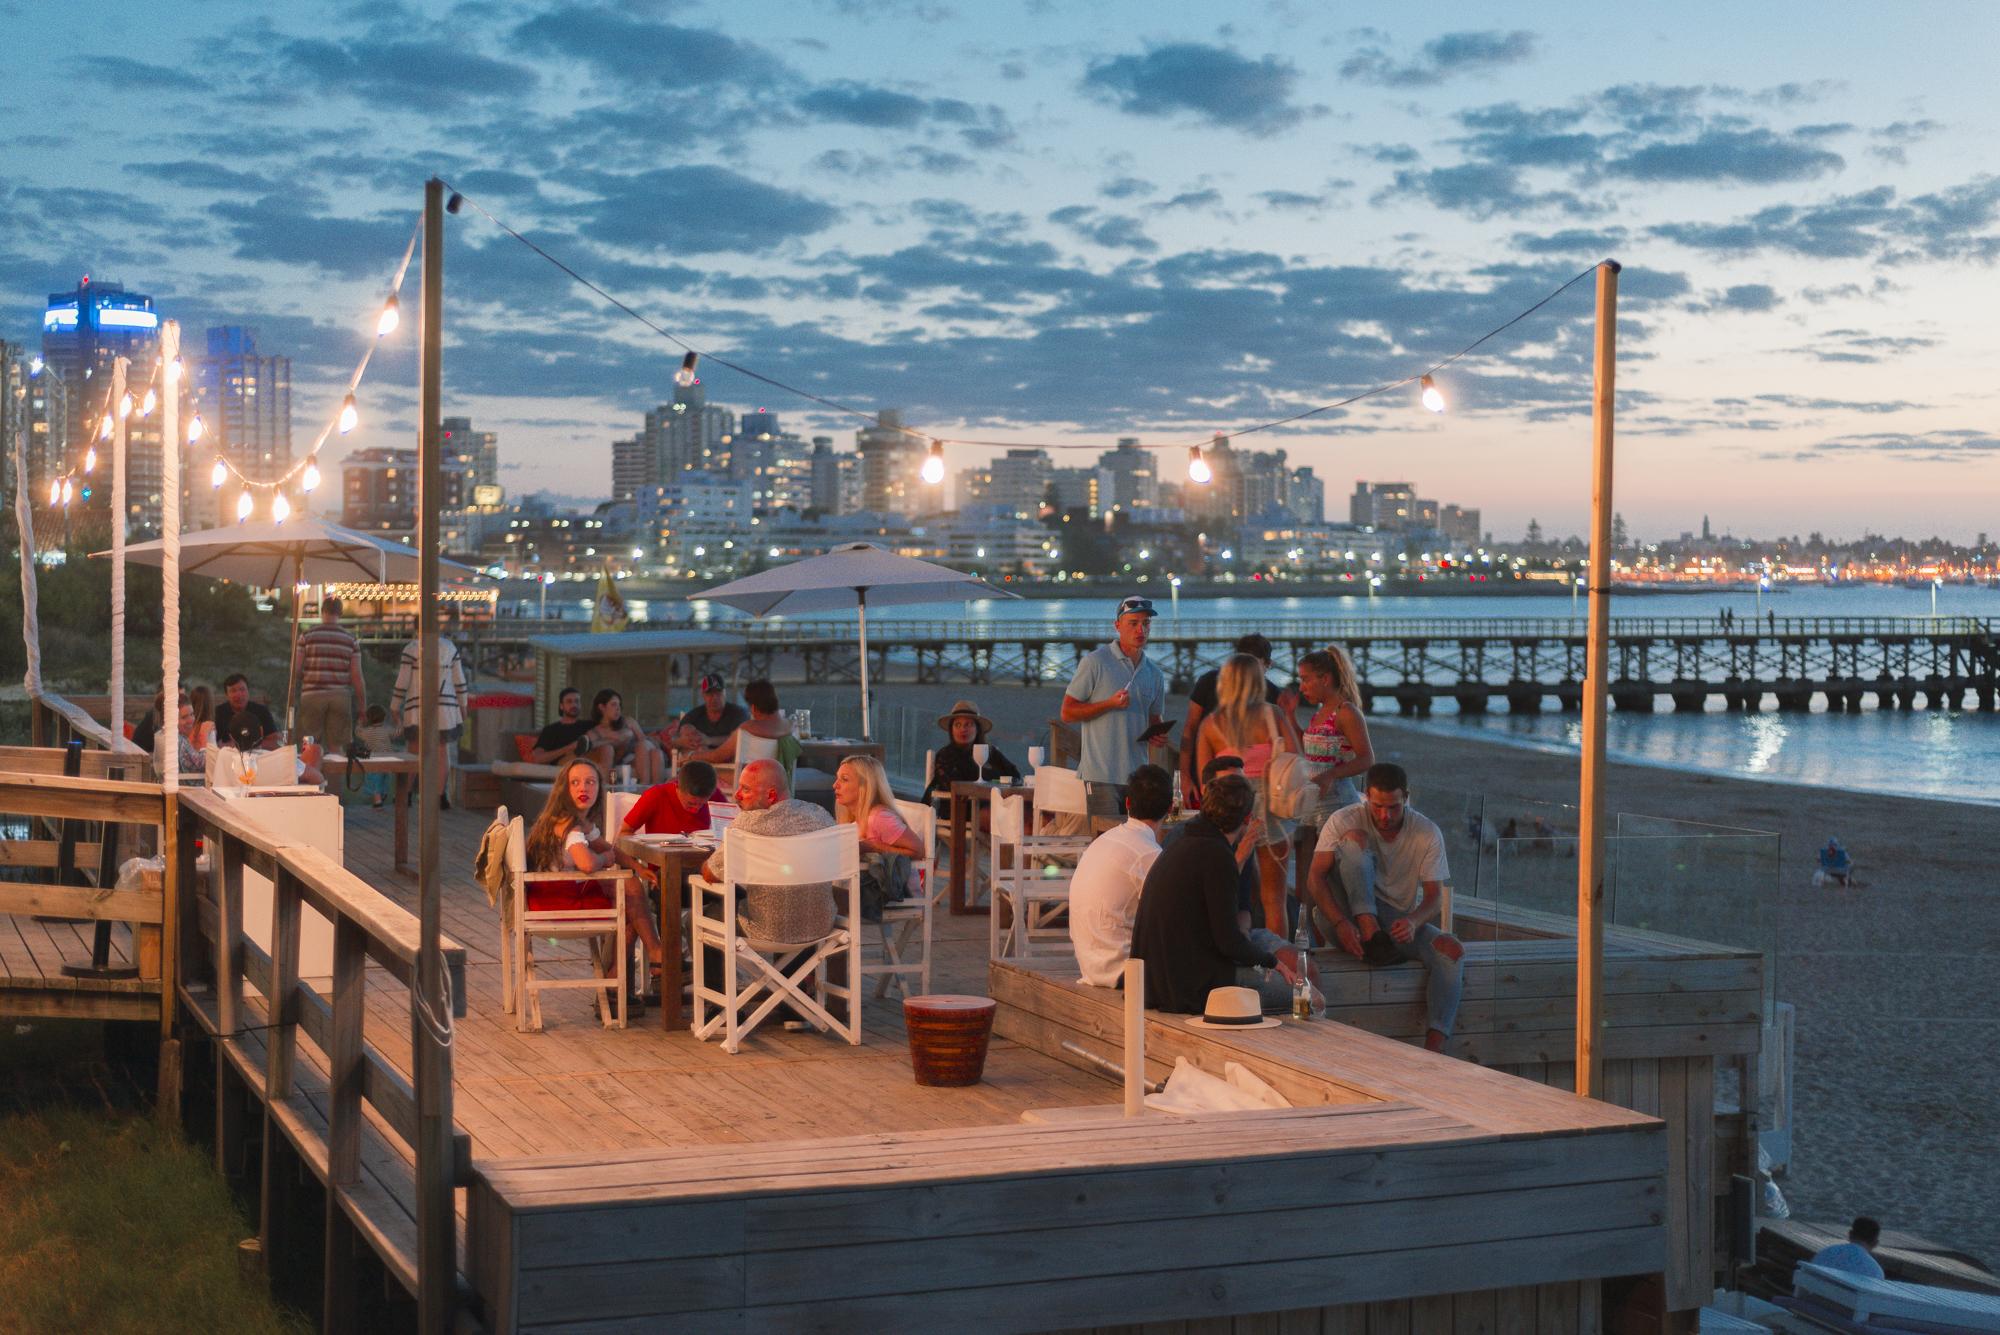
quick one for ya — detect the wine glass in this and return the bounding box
[972,743,990,776]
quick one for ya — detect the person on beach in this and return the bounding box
[1062,595,1169,830]
[921,700,1021,810]
[620,759,717,838]
[294,596,366,754]
[1290,648,1373,812]
[1194,654,1296,936]
[530,686,603,767]
[1131,772,1313,1014]
[674,673,748,752]
[1180,634,1284,804]
[1306,761,1465,1053]
[1068,763,1171,987]
[525,756,667,1012]
[1811,1216,1884,1279]
[214,673,284,751]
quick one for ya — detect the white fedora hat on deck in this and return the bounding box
[1183,985,1282,1030]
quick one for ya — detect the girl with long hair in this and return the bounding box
[833,754,924,919]
[525,758,665,1001]
[1295,646,1374,812]
[1195,653,1295,933]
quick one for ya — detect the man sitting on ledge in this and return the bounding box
[1307,761,1464,1053]
[1131,772,1309,1014]
[1067,763,1171,987]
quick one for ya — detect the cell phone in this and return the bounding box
[1137,720,1176,743]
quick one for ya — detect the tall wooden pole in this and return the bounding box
[111,356,128,735]
[1576,260,1619,1099]
[413,176,455,1333]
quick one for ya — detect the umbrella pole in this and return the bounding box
[285,551,303,737]
[856,586,871,740]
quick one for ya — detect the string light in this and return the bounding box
[48,478,60,506]
[99,414,113,441]
[165,355,182,384]
[118,392,133,419]
[302,456,321,492]
[920,438,945,485]
[675,351,699,388]
[1187,444,1212,485]
[1420,374,1446,413]
[270,491,291,523]
[211,456,227,488]
[235,490,254,522]
[377,294,401,337]
[188,413,206,443]
[140,387,157,417]
[84,446,97,475]
[337,393,358,434]
[60,478,73,506]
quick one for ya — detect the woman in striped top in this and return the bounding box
[390,609,470,809]
[1294,647,1373,820]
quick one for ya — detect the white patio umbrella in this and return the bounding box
[689,542,1016,738]
[101,515,479,731]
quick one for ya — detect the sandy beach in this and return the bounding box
[787,678,2000,1266]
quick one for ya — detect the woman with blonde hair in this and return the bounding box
[833,754,924,919]
[1195,653,1295,934]
[524,757,666,1008]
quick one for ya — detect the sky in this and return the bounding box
[3,0,1998,543]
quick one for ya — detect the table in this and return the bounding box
[945,779,1033,916]
[793,737,883,773]
[616,832,716,1031]
[318,752,421,869]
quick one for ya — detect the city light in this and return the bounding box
[337,393,358,434]
[1187,445,1212,485]
[377,294,400,337]
[29,357,43,375]
[921,438,946,485]
[211,456,227,488]
[1420,374,1446,413]
[675,351,699,388]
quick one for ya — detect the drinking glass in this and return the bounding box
[1026,746,1044,770]
[972,743,990,775]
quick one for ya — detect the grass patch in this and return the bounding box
[0,1021,309,1335]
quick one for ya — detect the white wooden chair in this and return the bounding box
[690,824,863,1054]
[989,792,1079,960]
[1027,765,1097,853]
[605,789,640,837]
[861,798,935,1000]
[503,814,634,1032]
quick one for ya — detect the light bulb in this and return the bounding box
[99,414,113,441]
[29,357,43,375]
[271,491,291,523]
[338,393,358,434]
[1420,374,1446,414]
[165,355,182,384]
[1187,445,1212,485]
[140,387,157,417]
[236,490,254,522]
[302,457,320,492]
[49,478,61,505]
[920,438,945,485]
[84,446,97,474]
[119,392,133,419]
[675,351,699,388]
[188,414,205,444]
[61,478,73,505]
[211,456,227,489]
[377,294,400,337]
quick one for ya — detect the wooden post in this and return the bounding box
[412,175,456,1334]
[111,356,127,737]
[156,790,182,1119]
[1121,958,1145,1117]
[1576,260,1620,1099]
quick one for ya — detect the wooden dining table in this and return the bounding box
[944,779,1033,916]
[318,752,422,870]
[615,832,717,1031]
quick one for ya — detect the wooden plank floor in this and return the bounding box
[328,803,1122,1164]
[0,902,156,1019]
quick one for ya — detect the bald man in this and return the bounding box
[702,759,838,944]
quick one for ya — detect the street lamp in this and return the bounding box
[1169,574,1181,630]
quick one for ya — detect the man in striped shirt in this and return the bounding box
[295,597,366,752]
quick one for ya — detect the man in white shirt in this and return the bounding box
[1307,761,1465,1053]
[1068,764,1172,987]
[1811,1216,1885,1280]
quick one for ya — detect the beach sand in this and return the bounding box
[788,678,2000,1265]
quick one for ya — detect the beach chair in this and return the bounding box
[1814,840,1856,887]
[989,792,1078,960]
[690,824,863,1054]
[862,798,935,1000]
[504,815,633,1032]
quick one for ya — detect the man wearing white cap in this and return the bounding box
[1062,595,1170,828]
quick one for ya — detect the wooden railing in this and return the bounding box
[179,787,468,1323]
[28,689,150,765]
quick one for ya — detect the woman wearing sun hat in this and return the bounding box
[921,700,1021,808]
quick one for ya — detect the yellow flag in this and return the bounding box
[590,567,629,632]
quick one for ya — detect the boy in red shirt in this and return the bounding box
[620,760,718,836]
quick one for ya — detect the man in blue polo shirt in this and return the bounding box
[1062,596,1169,828]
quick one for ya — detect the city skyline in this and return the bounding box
[3,2,1998,540]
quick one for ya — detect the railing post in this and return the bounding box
[266,867,301,1102]
[323,915,366,1333]
[157,790,183,1121]
[217,837,244,1040]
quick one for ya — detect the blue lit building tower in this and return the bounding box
[40,277,165,533]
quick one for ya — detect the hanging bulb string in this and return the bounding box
[435,179,1602,456]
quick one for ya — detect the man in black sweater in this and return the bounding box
[1132,773,1310,1014]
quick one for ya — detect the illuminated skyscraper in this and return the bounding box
[442,415,498,487]
[857,409,920,515]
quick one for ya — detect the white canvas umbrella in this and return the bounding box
[101,515,479,731]
[689,542,1016,738]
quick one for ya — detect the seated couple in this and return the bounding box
[1305,761,1465,1053]
[531,686,665,784]
[1067,763,1313,1015]
[678,679,806,782]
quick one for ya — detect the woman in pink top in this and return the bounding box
[1291,647,1374,819]
[834,755,925,920]
[1195,654,1295,934]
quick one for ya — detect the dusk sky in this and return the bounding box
[5,1,1997,542]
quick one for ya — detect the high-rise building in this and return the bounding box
[1,342,27,512]
[41,278,165,533]
[1440,503,1481,547]
[1237,448,1291,520]
[810,439,860,515]
[341,446,473,539]
[1188,436,1242,523]
[611,433,652,501]
[189,327,292,528]
[1287,466,1324,524]
[1097,438,1158,511]
[985,448,1052,518]
[441,415,498,487]
[858,409,921,515]
[21,355,69,490]
[1049,466,1113,518]
[646,380,733,478]
[1350,480,1416,529]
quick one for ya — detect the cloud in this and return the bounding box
[1081,43,1311,137]
[1869,118,1941,164]
[1604,127,1844,184]
[1379,163,1587,220]
[1047,206,1156,252]
[1510,227,1627,255]
[511,7,785,87]
[1769,430,2000,463]
[124,161,277,194]
[1689,283,1782,314]
[1154,188,1223,213]
[1100,176,1154,200]
[207,194,415,278]
[1741,394,1928,414]
[1257,189,1336,212]
[69,55,207,93]
[1341,30,1536,87]
[794,81,1012,147]
[1648,177,2000,264]
[1787,329,1938,364]
[573,167,840,254]
[278,36,537,109]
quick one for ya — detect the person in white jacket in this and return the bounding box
[389,609,470,809]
